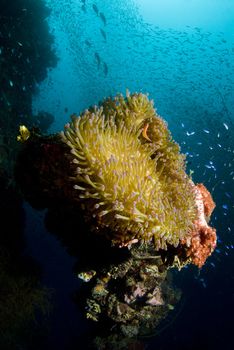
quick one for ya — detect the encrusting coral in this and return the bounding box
[61,92,199,251]
[181,183,217,268]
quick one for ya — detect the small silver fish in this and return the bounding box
[223,122,229,130]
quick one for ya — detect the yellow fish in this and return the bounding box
[17,125,30,142]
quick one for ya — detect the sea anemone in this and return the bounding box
[61,92,197,250]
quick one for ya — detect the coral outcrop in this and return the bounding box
[15,91,217,348]
[16,92,216,268]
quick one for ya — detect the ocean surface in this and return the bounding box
[0,0,234,349]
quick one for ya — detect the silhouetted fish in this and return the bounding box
[92,4,99,15]
[103,62,108,76]
[99,12,106,26]
[84,39,92,47]
[81,5,86,13]
[100,28,107,41]
[94,52,101,68]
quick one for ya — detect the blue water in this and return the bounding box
[2,0,234,349]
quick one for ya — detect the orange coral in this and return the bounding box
[182,183,217,268]
[196,183,216,218]
[187,225,217,268]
